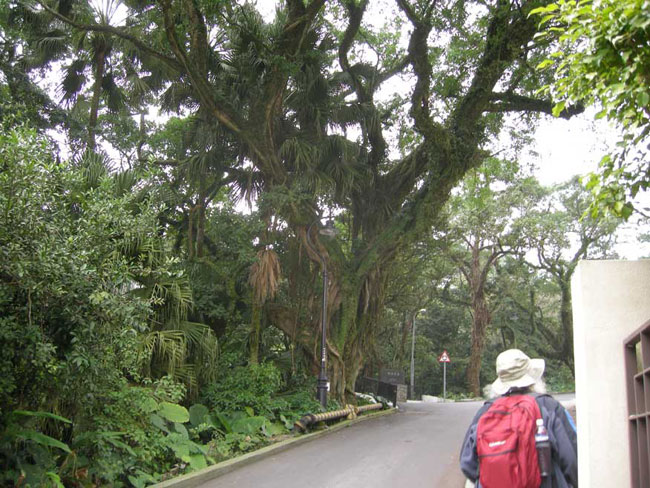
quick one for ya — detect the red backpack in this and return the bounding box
[476,394,542,488]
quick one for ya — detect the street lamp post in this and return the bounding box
[410,308,426,400]
[305,219,337,408]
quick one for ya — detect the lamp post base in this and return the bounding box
[317,375,329,408]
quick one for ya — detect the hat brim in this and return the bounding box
[490,358,545,396]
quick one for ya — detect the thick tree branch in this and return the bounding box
[338,0,368,99]
[159,0,244,137]
[184,0,209,79]
[451,0,553,138]
[338,0,388,172]
[397,0,436,137]
[486,92,584,119]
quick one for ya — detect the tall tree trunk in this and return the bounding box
[250,296,261,365]
[465,242,494,397]
[136,111,146,162]
[88,47,106,152]
[559,279,575,375]
[393,313,411,366]
[266,250,385,405]
[187,205,196,259]
[467,288,491,396]
[196,194,206,258]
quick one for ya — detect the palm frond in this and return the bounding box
[59,59,88,104]
[160,82,197,113]
[321,135,363,196]
[228,166,264,208]
[75,151,111,188]
[177,320,213,346]
[34,30,69,62]
[280,137,321,173]
[113,169,138,196]
[139,330,187,376]
[101,72,125,112]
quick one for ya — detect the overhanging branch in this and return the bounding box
[486,92,584,119]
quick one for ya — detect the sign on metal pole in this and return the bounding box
[438,350,451,401]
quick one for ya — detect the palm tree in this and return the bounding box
[77,151,220,391]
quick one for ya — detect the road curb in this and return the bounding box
[152,407,398,488]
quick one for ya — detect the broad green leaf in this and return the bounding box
[149,413,170,433]
[189,404,209,427]
[158,402,190,423]
[171,442,190,460]
[536,59,554,69]
[139,397,159,414]
[12,410,72,424]
[188,453,207,471]
[529,4,558,15]
[614,201,625,213]
[211,412,232,433]
[173,422,189,439]
[128,470,157,488]
[265,422,287,437]
[45,472,65,488]
[18,429,71,453]
[552,101,566,117]
[231,416,267,435]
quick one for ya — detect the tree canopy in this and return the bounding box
[532,0,650,218]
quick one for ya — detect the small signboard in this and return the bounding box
[438,350,451,363]
[380,368,405,385]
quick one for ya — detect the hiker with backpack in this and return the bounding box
[459,349,578,488]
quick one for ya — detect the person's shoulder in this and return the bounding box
[535,393,566,411]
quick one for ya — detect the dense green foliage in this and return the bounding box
[0,0,644,485]
[0,126,320,485]
[533,0,650,217]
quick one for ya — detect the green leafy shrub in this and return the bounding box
[0,410,72,487]
[544,360,575,394]
[74,379,213,486]
[200,409,282,461]
[201,363,282,415]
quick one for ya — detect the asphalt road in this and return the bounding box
[196,400,484,488]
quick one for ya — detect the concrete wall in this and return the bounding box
[571,260,650,487]
[396,384,408,403]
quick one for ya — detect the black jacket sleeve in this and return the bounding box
[459,402,492,482]
[538,395,578,487]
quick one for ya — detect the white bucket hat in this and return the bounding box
[490,349,545,396]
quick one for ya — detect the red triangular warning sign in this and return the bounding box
[438,350,451,363]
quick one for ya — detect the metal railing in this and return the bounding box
[624,318,650,487]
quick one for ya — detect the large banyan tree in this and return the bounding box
[21,0,579,400]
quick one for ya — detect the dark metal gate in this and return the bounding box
[355,376,398,407]
[624,318,650,487]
